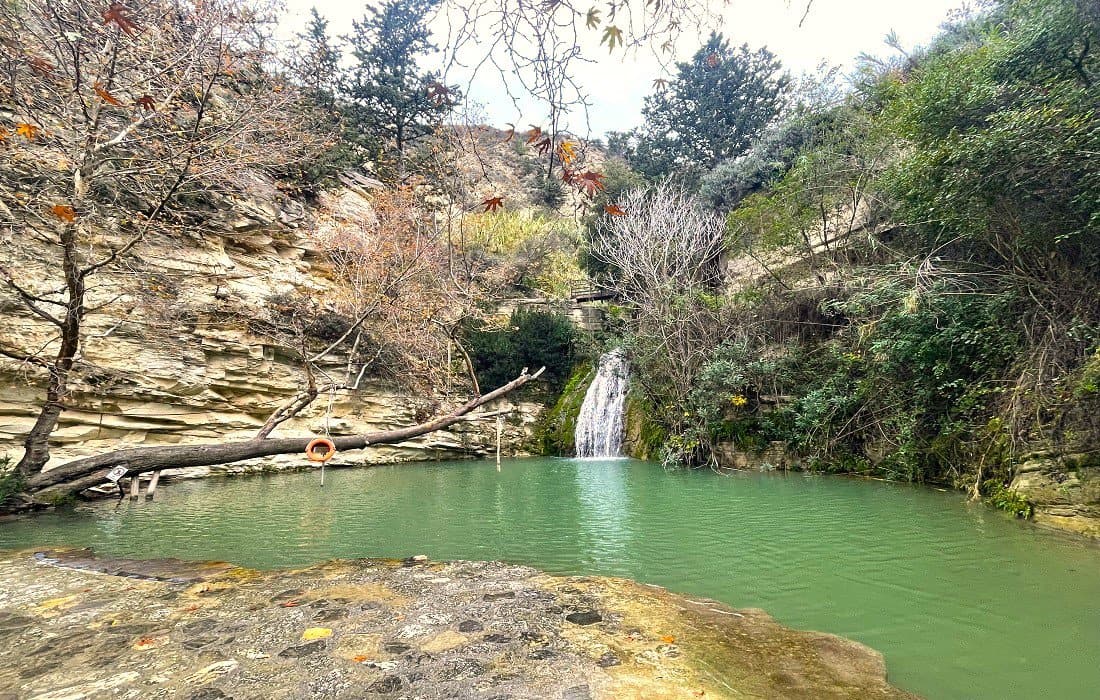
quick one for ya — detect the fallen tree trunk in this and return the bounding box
[18,367,544,506]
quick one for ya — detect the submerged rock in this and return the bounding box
[0,549,920,699]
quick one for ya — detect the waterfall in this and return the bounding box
[574,350,629,458]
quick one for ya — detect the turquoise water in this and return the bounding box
[2,457,1098,699]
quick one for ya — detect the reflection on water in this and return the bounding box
[575,458,632,563]
[1,457,1099,700]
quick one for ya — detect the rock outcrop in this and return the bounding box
[0,549,919,699]
[1010,451,1100,538]
[0,182,543,482]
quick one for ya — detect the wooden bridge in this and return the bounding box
[570,286,618,303]
[494,287,618,332]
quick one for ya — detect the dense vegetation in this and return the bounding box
[463,309,579,395]
[600,0,1099,501]
[1,0,1094,512]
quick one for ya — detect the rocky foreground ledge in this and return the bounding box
[0,550,917,700]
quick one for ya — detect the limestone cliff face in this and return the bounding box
[1010,452,1100,538]
[0,181,544,478]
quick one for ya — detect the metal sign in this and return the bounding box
[105,466,128,482]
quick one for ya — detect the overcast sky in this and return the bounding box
[280,0,966,138]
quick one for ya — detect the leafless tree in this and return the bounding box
[251,185,482,431]
[431,0,813,208]
[436,0,815,126]
[1,0,313,474]
[592,184,727,436]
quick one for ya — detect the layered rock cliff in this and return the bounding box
[0,180,543,481]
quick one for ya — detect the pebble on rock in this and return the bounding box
[565,611,602,626]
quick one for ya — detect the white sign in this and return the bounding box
[105,466,128,482]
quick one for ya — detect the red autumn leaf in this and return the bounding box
[136,95,156,111]
[501,123,515,143]
[102,2,139,36]
[652,78,670,90]
[534,137,553,156]
[280,599,301,608]
[705,53,720,68]
[51,204,77,222]
[604,204,627,216]
[575,170,606,197]
[525,126,543,145]
[560,168,577,185]
[27,56,55,76]
[133,635,163,650]
[480,196,505,213]
[94,82,123,106]
[426,81,453,106]
[15,123,39,140]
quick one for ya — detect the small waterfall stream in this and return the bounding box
[574,350,629,458]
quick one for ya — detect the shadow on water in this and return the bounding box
[1,457,1099,700]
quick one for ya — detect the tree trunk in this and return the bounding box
[395,122,406,184]
[16,220,85,477]
[15,367,544,507]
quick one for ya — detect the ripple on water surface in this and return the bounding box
[1,457,1099,700]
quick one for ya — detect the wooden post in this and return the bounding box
[129,475,140,500]
[145,470,161,499]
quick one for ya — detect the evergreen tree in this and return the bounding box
[342,0,456,183]
[290,8,341,107]
[283,7,358,187]
[627,34,790,183]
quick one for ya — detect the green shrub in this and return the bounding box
[464,309,578,395]
[463,211,585,297]
[1073,349,1100,398]
[877,0,1100,315]
[679,279,1020,481]
[984,481,1033,519]
[0,456,24,506]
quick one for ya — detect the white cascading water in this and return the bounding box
[574,350,629,458]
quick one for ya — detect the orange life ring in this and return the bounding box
[305,437,336,463]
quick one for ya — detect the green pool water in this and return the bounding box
[2,457,1098,699]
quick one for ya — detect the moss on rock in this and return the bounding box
[623,391,666,461]
[535,362,594,456]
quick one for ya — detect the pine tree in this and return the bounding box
[628,34,790,183]
[342,0,457,183]
[283,7,358,187]
[291,8,341,107]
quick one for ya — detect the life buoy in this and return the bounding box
[305,437,336,463]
